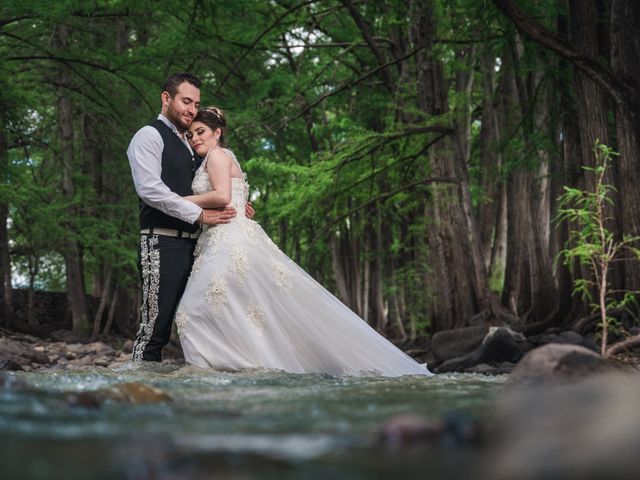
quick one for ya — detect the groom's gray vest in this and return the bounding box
[139,119,202,233]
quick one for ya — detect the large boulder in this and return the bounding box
[435,327,524,373]
[484,373,640,480]
[431,326,488,363]
[539,330,598,352]
[508,343,614,385]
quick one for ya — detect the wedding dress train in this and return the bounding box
[176,150,432,377]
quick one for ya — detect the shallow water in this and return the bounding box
[0,363,505,479]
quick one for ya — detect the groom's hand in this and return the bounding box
[200,207,236,225]
[245,202,255,219]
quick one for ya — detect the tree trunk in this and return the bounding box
[554,12,585,321]
[27,255,38,326]
[102,288,119,336]
[478,52,502,270]
[0,110,11,324]
[371,206,387,332]
[411,0,487,332]
[330,232,350,304]
[362,227,371,324]
[501,35,557,322]
[350,214,363,316]
[610,0,640,293]
[91,268,112,341]
[52,24,90,332]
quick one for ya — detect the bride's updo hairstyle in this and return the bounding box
[194,106,227,148]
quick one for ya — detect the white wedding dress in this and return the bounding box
[176,149,432,377]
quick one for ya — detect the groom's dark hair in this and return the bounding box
[162,72,201,97]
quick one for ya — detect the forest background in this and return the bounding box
[1,0,639,350]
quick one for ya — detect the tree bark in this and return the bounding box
[371,205,387,332]
[330,232,350,304]
[0,116,10,324]
[411,0,491,331]
[102,287,119,336]
[500,35,557,322]
[27,254,39,326]
[91,268,112,341]
[478,52,502,269]
[611,0,640,293]
[52,24,90,332]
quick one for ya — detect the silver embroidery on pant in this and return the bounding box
[133,235,160,360]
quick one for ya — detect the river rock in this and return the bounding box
[68,356,95,367]
[377,414,444,446]
[377,412,482,447]
[0,357,24,371]
[431,326,488,363]
[508,343,615,385]
[63,391,104,409]
[121,339,134,353]
[84,341,116,355]
[539,331,598,352]
[435,327,524,373]
[0,338,49,365]
[49,329,85,343]
[61,382,172,408]
[65,343,87,354]
[466,362,516,375]
[484,373,640,480]
[94,356,111,367]
[102,382,172,404]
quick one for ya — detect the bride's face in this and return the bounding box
[187,121,220,157]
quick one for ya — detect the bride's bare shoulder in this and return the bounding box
[205,148,233,167]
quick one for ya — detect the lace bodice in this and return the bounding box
[191,148,249,213]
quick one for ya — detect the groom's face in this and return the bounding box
[163,81,201,132]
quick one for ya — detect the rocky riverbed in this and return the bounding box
[2,325,639,375]
[0,328,183,371]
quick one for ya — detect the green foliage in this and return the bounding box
[3,0,627,340]
[557,142,640,355]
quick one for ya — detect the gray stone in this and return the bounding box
[465,362,516,375]
[540,330,598,352]
[508,343,614,385]
[484,373,640,480]
[436,328,524,373]
[120,339,134,355]
[376,414,444,446]
[0,338,49,365]
[0,357,24,371]
[431,325,488,363]
[85,342,115,355]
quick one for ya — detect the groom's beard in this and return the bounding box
[166,103,192,132]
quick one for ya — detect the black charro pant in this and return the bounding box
[133,234,196,361]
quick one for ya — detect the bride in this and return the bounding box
[176,107,432,377]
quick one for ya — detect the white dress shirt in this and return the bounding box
[127,114,202,225]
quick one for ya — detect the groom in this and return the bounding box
[127,72,253,361]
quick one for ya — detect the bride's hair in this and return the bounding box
[194,106,227,148]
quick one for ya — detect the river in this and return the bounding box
[0,364,505,479]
